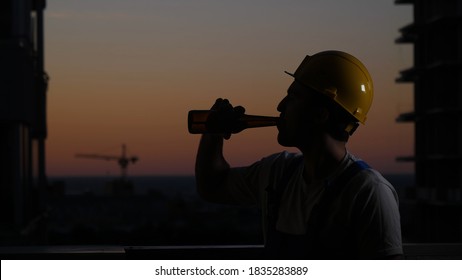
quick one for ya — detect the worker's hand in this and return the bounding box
[210,98,246,139]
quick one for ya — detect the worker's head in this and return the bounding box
[277,50,373,147]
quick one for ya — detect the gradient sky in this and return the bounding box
[45,0,414,176]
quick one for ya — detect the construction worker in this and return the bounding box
[195,51,403,259]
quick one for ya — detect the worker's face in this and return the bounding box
[277,81,325,148]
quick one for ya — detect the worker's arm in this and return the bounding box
[195,133,232,203]
[195,99,244,204]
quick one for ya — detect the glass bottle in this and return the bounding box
[188,110,279,134]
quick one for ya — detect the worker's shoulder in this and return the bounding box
[347,163,397,199]
[344,154,390,186]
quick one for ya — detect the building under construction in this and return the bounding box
[396,0,462,242]
[0,0,48,244]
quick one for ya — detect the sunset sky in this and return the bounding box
[45,0,414,176]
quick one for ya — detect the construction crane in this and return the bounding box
[75,144,139,179]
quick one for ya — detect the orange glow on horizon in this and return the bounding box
[45,1,414,176]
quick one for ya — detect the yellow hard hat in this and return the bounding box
[285,50,373,124]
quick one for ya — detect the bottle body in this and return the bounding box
[188,110,279,134]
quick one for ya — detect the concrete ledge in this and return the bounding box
[1,244,461,259]
[403,243,462,259]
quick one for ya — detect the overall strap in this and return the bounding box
[315,160,371,228]
[307,160,371,258]
[325,160,370,193]
[265,157,371,259]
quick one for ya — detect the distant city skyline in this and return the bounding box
[45,0,414,176]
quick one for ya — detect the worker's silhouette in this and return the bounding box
[194,51,403,259]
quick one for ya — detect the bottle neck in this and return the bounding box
[239,114,279,129]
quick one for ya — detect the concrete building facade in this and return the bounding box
[0,0,48,244]
[396,0,462,242]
